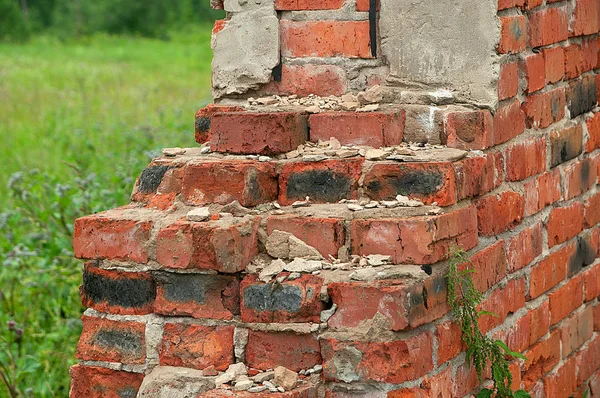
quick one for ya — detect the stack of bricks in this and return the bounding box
[69,0,600,397]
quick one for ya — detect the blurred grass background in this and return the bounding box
[0,1,218,395]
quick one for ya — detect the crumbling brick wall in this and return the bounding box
[69,0,600,397]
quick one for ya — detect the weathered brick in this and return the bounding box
[499,15,527,54]
[544,46,565,84]
[363,162,456,206]
[572,232,600,278]
[350,206,478,265]
[576,334,600,385]
[281,20,371,58]
[567,75,598,118]
[585,192,600,227]
[321,333,434,384]
[507,301,550,352]
[159,323,234,371]
[240,274,323,323]
[327,275,448,331]
[309,112,404,147]
[586,112,600,153]
[73,209,153,263]
[81,265,155,315]
[595,303,600,331]
[521,53,545,93]
[453,361,483,397]
[436,321,463,364]
[547,202,585,247]
[505,137,547,181]
[266,215,345,258]
[506,223,543,272]
[549,274,585,325]
[570,0,600,37]
[265,64,348,97]
[477,278,526,333]
[475,191,525,236]
[523,169,562,216]
[522,331,561,389]
[550,124,583,168]
[278,158,364,205]
[494,98,525,145]
[194,104,244,144]
[565,44,584,80]
[522,86,566,129]
[154,272,239,320]
[583,249,600,301]
[443,110,494,150]
[131,163,183,210]
[582,38,599,72]
[69,365,144,398]
[560,305,594,357]
[209,112,308,155]
[156,217,259,273]
[563,158,597,199]
[246,330,321,372]
[522,0,542,10]
[461,241,508,292]
[498,62,519,100]
[275,0,343,10]
[528,7,569,48]
[529,242,575,299]
[76,316,146,365]
[543,356,577,398]
[498,0,525,10]
[198,384,319,398]
[454,153,503,200]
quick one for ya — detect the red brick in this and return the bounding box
[246,330,321,372]
[564,158,597,200]
[543,356,577,398]
[595,303,600,331]
[522,0,542,10]
[560,305,594,357]
[498,62,519,100]
[154,273,239,320]
[240,274,324,323]
[198,384,319,398]
[454,153,503,200]
[209,112,308,155]
[443,110,494,150]
[73,209,152,263]
[529,7,569,48]
[350,206,478,265]
[81,265,155,315]
[362,162,456,206]
[543,46,565,84]
[524,169,562,216]
[506,223,543,272]
[477,278,526,333]
[194,104,244,144]
[131,163,182,210]
[356,0,379,11]
[498,0,525,10]
[321,333,434,384]
[275,0,343,10]
[565,44,584,80]
[530,242,575,298]
[210,0,223,9]
[522,86,566,129]
[281,20,371,58]
[266,64,348,97]
[503,311,532,354]
[453,360,485,397]
[309,111,404,147]
[547,202,585,247]
[522,331,561,389]
[586,192,600,227]
[436,321,462,364]
[586,112,600,153]
[156,217,259,273]
[567,75,598,118]
[494,98,525,145]
[570,0,600,37]
[505,137,547,181]
[475,191,525,236]
[550,125,583,168]
[499,15,527,54]
[278,158,364,205]
[159,323,234,371]
[549,274,585,325]
[180,160,277,207]
[582,38,599,72]
[69,365,144,398]
[522,53,545,93]
[576,334,600,385]
[460,241,508,292]
[76,316,146,365]
[585,261,600,301]
[528,301,551,346]
[212,19,226,35]
[266,215,345,258]
[327,275,448,331]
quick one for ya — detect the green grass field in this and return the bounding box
[0,27,213,396]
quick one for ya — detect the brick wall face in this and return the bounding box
[70,0,600,397]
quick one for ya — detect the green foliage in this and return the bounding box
[0,0,30,42]
[0,30,212,396]
[446,249,531,398]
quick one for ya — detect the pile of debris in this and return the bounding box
[212,363,320,393]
